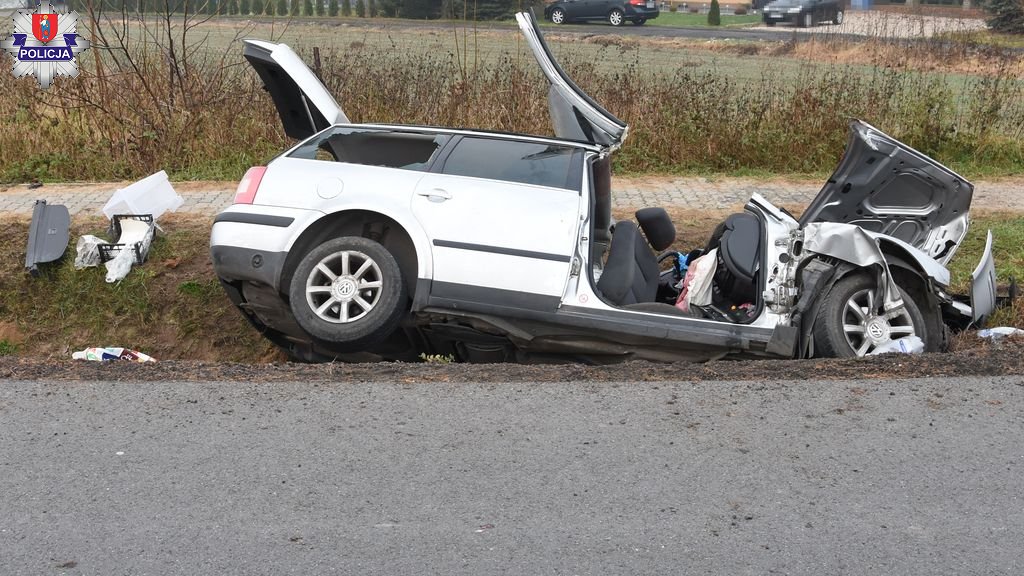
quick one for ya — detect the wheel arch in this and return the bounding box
[281,209,428,303]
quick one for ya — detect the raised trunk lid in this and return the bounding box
[243,40,348,140]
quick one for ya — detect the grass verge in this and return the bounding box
[1,210,1020,362]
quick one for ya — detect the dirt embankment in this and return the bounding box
[2,212,1021,381]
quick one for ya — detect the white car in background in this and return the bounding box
[210,11,996,363]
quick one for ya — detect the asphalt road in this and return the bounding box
[2,376,1023,575]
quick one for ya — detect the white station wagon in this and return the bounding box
[210,11,996,363]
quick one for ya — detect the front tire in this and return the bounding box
[289,236,406,351]
[812,273,928,358]
[765,19,776,26]
[608,9,624,26]
[833,9,844,24]
[550,8,566,24]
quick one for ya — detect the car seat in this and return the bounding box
[705,213,762,304]
[596,208,676,307]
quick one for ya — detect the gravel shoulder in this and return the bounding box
[1,340,1020,383]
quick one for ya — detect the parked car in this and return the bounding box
[544,0,659,26]
[762,0,843,27]
[211,10,996,364]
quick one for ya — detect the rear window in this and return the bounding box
[289,128,448,171]
[442,138,581,191]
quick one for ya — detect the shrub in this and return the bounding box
[708,0,721,25]
[670,2,678,11]
[342,0,351,15]
[689,5,699,12]
[734,5,748,15]
[329,0,338,14]
[984,0,1024,34]
[355,0,365,16]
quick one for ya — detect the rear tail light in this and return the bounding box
[629,0,646,5]
[234,166,266,205]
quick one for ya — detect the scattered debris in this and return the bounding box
[101,215,156,283]
[868,336,924,355]
[27,181,43,190]
[101,170,183,221]
[72,347,156,362]
[24,199,70,276]
[977,327,1024,339]
[74,234,105,269]
[73,215,157,282]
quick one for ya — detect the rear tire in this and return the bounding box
[289,236,406,351]
[608,9,624,26]
[634,18,647,25]
[812,273,929,358]
[765,20,776,26]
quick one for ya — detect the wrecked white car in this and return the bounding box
[210,11,996,363]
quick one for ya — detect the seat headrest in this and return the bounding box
[634,207,676,252]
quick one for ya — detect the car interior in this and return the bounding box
[588,159,765,324]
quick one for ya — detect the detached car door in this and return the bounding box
[412,136,584,310]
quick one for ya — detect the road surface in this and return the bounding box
[1,376,1022,575]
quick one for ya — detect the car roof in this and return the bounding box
[337,123,606,153]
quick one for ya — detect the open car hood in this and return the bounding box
[799,120,973,265]
[515,10,628,149]
[243,39,348,140]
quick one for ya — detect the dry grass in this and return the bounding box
[0,15,1021,183]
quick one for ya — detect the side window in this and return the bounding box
[442,138,581,191]
[290,128,448,172]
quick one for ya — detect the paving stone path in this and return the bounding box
[1,176,1021,216]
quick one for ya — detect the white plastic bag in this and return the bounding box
[868,336,924,355]
[72,347,156,362]
[104,246,136,283]
[977,327,1024,339]
[74,235,105,269]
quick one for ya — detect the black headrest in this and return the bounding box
[634,207,675,252]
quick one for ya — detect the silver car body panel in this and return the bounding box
[971,230,997,323]
[516,11,628,149]
[800,120,973,265]
[802,222,905,311]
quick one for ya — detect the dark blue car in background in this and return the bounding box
[544,0,660,26]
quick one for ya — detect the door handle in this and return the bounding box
[417,188,452,202]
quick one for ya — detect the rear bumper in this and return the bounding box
[209,204,322,289]
[763,11,800,23]
[211,244,288,288]
[625,6,660,19]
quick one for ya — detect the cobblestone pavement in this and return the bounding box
[1,176,1021,216]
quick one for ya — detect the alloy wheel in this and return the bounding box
[551,8,565,24]
[841,288,917,356]
[609,9,624,26]
[304,249,384,323]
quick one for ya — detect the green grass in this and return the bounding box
[939,30,1024,50]
[948,214,1024,292]
[0,340,17,356]
[653,11,762,27]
